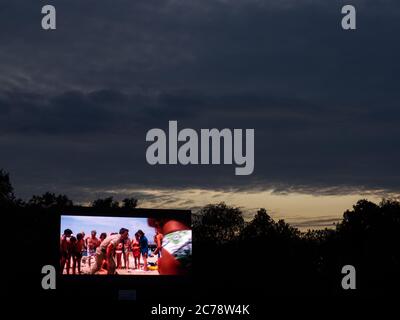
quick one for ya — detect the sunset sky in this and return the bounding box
[1,1,399,230]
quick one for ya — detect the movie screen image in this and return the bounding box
[60,215,192,276]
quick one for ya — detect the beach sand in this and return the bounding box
[63,253,159,275]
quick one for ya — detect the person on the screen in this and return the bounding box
[90,228,129,275]
[123,237,131,269]
[87,230,100,268]
[154,230,163,258]
[131,232,141,269]
[60,228,73,274]
[66,235,77,274]
[137,230,148,271]
[148,218,192,275]
[80,231,86,250]
[116,241,123,269]
[99,232,107,243]
[72,233,85,274]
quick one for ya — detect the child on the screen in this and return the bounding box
[123,237,131,269]
[67,235,76,274]
[116,241,123,269]
[80,231,86,250]
[154,230,163,258]
[131,232,141,269]
[148,218,192,275]
[137,230,148,271]
[86,230,100,268]
[99,232,107,243]
[60,228,73,274]
[72,233,84,274]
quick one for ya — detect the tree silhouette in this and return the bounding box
[275,219,301,240]
[193,202,244,244]
[0,169,15,206]
[241,208,274,240]
[303,228,335,243]
[336,198,400,235]
[28,192,73,209]
[122,197,138,209]
[241,208,301,243]
[91,196,120,209]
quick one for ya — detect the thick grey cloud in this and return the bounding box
[0,0,399,199]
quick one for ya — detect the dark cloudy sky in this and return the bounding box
[0,0,399,228]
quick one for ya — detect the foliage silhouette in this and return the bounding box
[122,197,138,209]
[28,192,73,209]
[0,169,15,207]
[91,196,120,209]
[193,202,244,245]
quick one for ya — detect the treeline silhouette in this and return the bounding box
[2,169,399,296]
